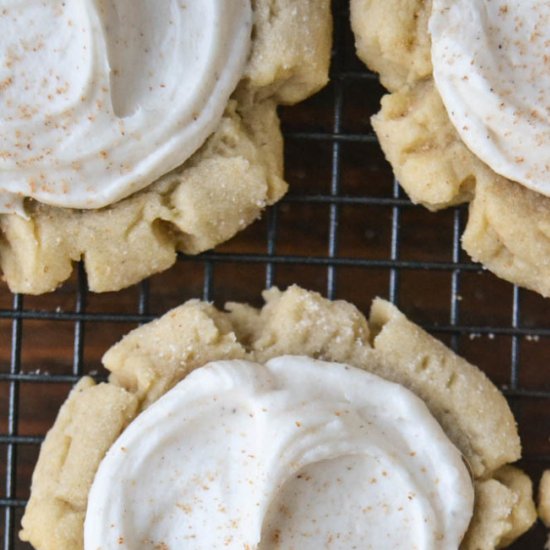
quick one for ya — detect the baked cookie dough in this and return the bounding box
[351,0,550,297]
[0,1,331,294]
[20,285,536,549]
[539,470,550,527]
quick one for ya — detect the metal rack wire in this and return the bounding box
[1,4,549,549]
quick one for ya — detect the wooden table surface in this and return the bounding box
[1,4,549,549]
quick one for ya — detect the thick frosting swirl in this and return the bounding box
[0,1,251,214]
[84,356,474,549]
[430,0,550,195]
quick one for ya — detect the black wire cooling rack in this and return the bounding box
[1,4,549,549]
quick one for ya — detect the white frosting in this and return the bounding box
[430,0,550,195]
[85,356,474,549]
[0,1,251,213]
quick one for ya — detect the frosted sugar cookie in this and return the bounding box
[351,0,550,296]
[21,286,536,549]
[0,1,331,293]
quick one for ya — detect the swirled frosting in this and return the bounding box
[0,1,251,214]
[430,0,550,195]
[84,356,474,549]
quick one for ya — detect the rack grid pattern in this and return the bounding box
[1,4,549,549]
